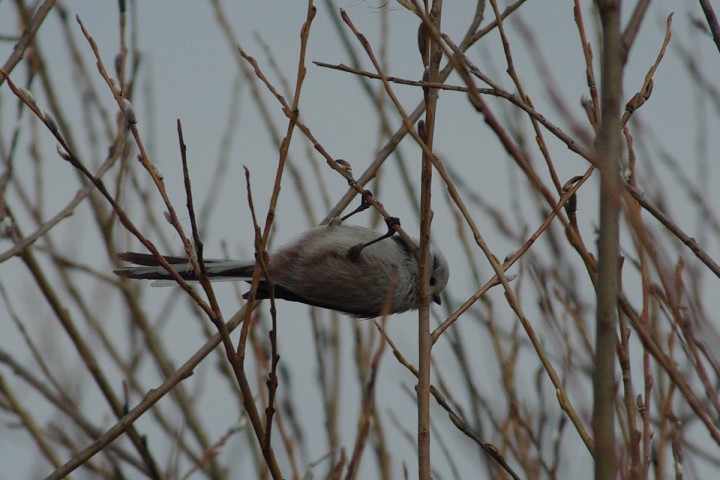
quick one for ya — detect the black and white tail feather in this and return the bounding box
[115,252,255,286]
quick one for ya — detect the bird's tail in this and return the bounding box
[114,252,255,286]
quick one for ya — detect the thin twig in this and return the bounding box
[698,0,720,54]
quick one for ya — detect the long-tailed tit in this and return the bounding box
[115,221,449,318]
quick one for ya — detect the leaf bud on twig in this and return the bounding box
[121,98,137,125]
[43,110,58,134]
[56,144,72,162]
[19,88,36,106]
[151,163,164,181]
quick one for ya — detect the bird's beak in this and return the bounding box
[433,293,442,305]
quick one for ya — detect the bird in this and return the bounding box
[114,221,449,318]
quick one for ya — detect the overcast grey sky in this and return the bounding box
[1,1,719,478]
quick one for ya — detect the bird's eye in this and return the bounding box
[430,277,437,287]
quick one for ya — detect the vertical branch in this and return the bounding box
[417,2,442,479]
[345,313,390,479]
[235,4,316,477]
[592,1,623,480]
